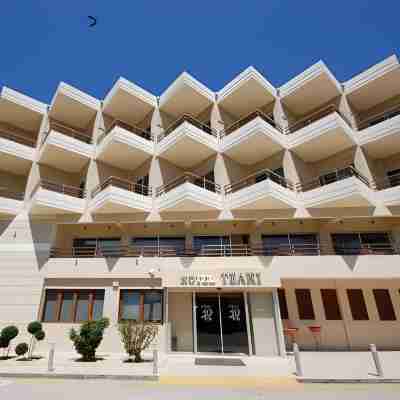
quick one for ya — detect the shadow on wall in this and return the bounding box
[28,218,55,271]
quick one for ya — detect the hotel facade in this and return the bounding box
[1,55,400,356]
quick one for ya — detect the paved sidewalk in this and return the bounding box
[290,351,400,382]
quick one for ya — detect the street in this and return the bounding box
[0,379,400,399]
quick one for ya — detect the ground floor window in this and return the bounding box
[320,289,342,320]
[373,289,396,321]
[347,289,369,320]
[295,289,315,320]
[42,289,104,322]
[119,290,163,323]
[278,289,289,319]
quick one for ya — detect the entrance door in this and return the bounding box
[196,293,249,354]
[196,294,222,353]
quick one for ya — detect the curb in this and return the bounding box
[297,377,400,384]
[0,372,159,381]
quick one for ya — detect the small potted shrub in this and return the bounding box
[70,318,109,362]
[15,343,29,360]
[118,321,158,363]
[0,326,19,359]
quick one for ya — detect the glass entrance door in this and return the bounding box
[196,293,249,354]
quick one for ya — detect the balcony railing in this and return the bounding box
[333,243,396,255]
[157,114,217,142]
[50,242,398,258]
[296,166,371,192]
[225,168,295,194]
[31,180,85,199]
[42,120,92,145]
[220,110,280,138]
[91,176,152,198]
[283,104,348,134]
[357,102,400,130]
[97,119,152,144]
[0,187,24,200]
[0,129,36,147]
[375,172,400,190]
[156,172,222,197]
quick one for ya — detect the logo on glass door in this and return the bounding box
[200,304,214,322]
[228,304,241,321]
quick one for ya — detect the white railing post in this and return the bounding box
[47,343,55,372]
[153,349,159,376]
[370,344,384,377]
[293,343,303,377]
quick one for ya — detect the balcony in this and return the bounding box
[39,120,93,173]
[375,172,400,206]
[0,187,24,216]
[286,105,355,162]
[225,168,296,210]
[0,129,35,175]
[299,166,374,208]
[357,103,400,159]
[156,173,223,212]
[220,110,285,165]
[333,243,396,256]
[96,119,153,170]
[89,176,152,214]
[29,180,85,215]
[157,115,218,168]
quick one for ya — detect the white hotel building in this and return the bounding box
[1,55,400,356]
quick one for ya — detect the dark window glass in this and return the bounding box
[43,291,58,322]
[193,236,230,254]
[120,290,163,322]
[295,289,315,320]
[75,291,90,322]
[321,289,342,320]
[262,235,290,255]
[158,237,186,256]
[278,289,289,319]
[332,234,361,255]
[144,292,163,322]
[59,291,74,322]
[333,233,392,255]
[387,169,400,188]
[373,289,396,321]
[41,289,104,322]
[73,238,120,257]
[262,234,318,255]
[347,289,369,320]
[92,291,105,321]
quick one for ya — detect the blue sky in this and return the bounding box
[1,1,399,103]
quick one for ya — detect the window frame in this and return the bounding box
[41,289,105,323]
[320,289,342,320]
[347,289,369,321]
[118,289,163,323]
[373,289,396,321]
[295,288,315,320]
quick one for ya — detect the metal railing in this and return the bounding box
[252,243,321,256]
[50,241,398,258]
[157,114,217,142]
[156,172,222,196]
[357,102,400,130]
[0,129,36,147]
[42,119,92,145]
[0,187,24,200]
[220,110,280,138]
[225,168,295,194]
[283,104,347,134]
[333,243,396,255]
[91,176,152,198]
[296,166,371,192]
[97,119,152,144]
[375,172,400,190]
[31,180,85,199]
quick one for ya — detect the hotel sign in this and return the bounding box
[180,271,262,287]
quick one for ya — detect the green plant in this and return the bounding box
[26,321,45,360]
[69,318,109,361]
[118,321,158,362]
[15,343,28,357]
[0,326,19,358]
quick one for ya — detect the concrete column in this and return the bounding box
[272,289,287,357]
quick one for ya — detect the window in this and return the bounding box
[42,289,104,322]
[193,236,230,254]
[332,233,393,255]
[73,237,121,257]
[295,289,315,320]
[278,289,289,319]
[387,169,400,188]
[119,290,163,322]
[373,289,396,321]
[321,289,342,320]
[262,234,319,255]
[132,237,185,256]
[347,289,369,320]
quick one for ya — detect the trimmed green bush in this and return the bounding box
[15,343,28,357]
[70,318,110,361]
[27,321,42,336]
[26,321,45,360]
[0,325,19,358]
[34,330,45,341]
